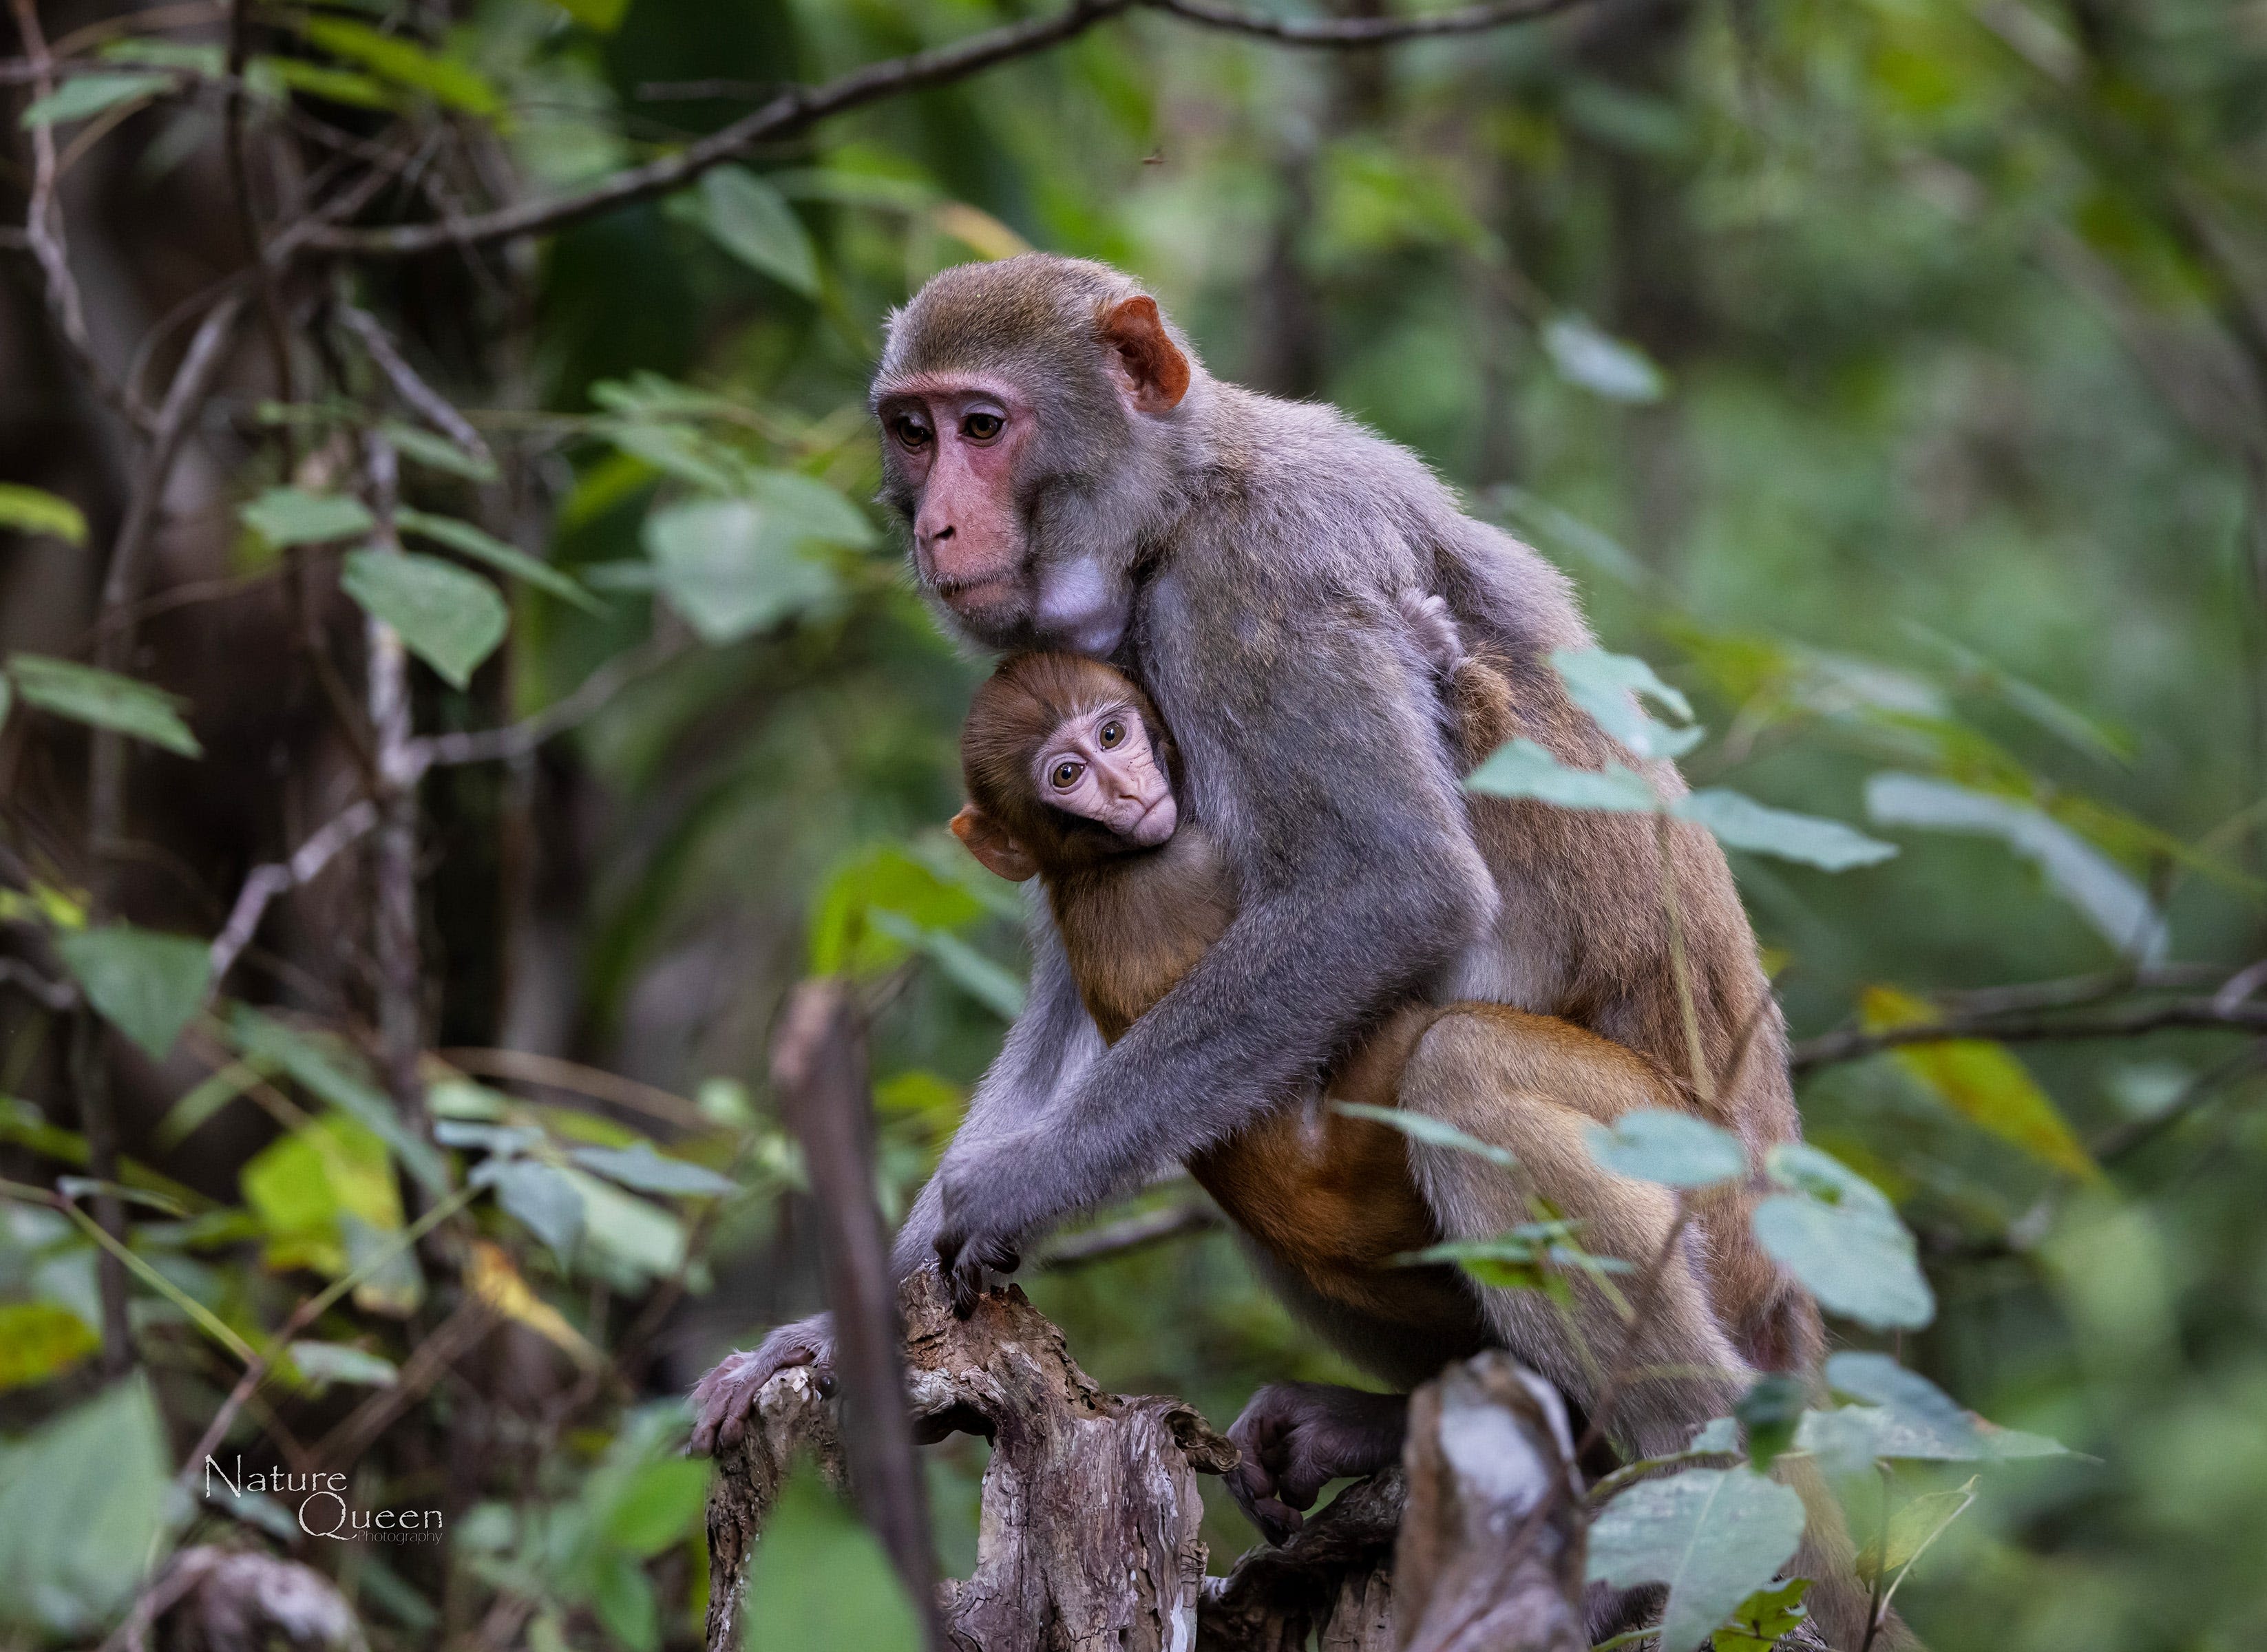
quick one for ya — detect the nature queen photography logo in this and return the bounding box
[205,1457,444,1544]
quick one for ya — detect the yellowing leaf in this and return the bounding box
[929,202,1031,260]
[465,1240,601,1367]
[1860,987,2099,1179]
[0,1303,100,1390]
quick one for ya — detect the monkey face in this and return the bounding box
[874,374,1035,633]
[1033,704,1177,847]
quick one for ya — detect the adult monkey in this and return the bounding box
[690,252,1820,1606]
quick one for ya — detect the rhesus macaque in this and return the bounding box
[689,255,1873,1642]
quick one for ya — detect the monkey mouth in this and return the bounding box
[934,573,1022,611]
[1124,795,1177,845]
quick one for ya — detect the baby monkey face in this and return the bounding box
[1035,703,1178,846]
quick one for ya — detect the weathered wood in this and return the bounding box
[706,1274,1236,1652]
[704,1284,1591,1652]
[1198,1472,1403,1652]
[1392,1353,1586,1652]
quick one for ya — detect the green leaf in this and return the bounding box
[570,1141,737,1198]
[587,1547,659,1652]
[240,486,375,547]
[0,1375,175,1635]
[19,72,171,129]
[1815,1351,2067,1464]
[251,56,398,111]
[808,845,988,977]
[547,0,631,30]
[0,1303,99,1391]
[229,1007,448,1195]
[867,909,1025,1020]
[1674,789,1899,871]
[1463,737,1659,812]
[379,420,500,483]
[643,497,841,644]
[562,1168,686,1286]
[1586,1466,1805,1652]
[1753,1143,1934,1331]
[1541,313,1667,403]
[1585,1108,1749,1187]
[288,1340,399,1388]
[601,1458,710,1556]
[1860,1483,1977,1582]
[1711,1578,1811,1652]
[0,484,87,544]
[697,167,821,296]
[54,924,211,1061]
[7,655,200,756]
[477,1158,585,1264]
[395,507,602,612]
[1858,986,2098,1177]
[298,19,505,119]
[1330,1100,1519,1168]
[1733,1373,1806,1471]
[341,550,509,689]
[1865,772,2166,962]
[1550,646,1697,759]
[741,1468,922,1652]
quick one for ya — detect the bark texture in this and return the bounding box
[704,1285,1590,1652]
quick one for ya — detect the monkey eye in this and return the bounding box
[1050,759,1084,791]
[889,413,933,449]
[962,411,1005,442]
[1098,719,1125,749]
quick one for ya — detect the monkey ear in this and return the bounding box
[951,805,1040,883]
[1099,296,1191,416]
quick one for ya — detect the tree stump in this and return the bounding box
[706,1273,1234,1652]
[703,1278,1587,1652]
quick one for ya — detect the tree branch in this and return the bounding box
[1150,0,1585,43]
[206,799,381,988]
[8,0,147,428]
[295,0,1587,261]
[410,635,685,772]
[1037,1196,1221,1268]
[1791,994,2267,1074]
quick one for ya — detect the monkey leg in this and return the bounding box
[1397,1009,1894,1650]
[1395,1008,1751,1461]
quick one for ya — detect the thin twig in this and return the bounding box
[298,0,1588,261]
[1037,1197,1222,1267]
[8,0,145,427]
[411,635,686,770]
[207,800,381,986]
[1149,0,1584,42]
[0,957,76,1011]
[1791,996,2267,1072]
[335,302,492,460]
[434,1047,707,1130]
[1572,1191,1695,1463]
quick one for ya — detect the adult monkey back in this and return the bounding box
[691,252,1822,1587]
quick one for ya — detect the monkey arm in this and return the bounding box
[934,580,1497,1284]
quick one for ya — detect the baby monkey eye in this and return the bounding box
[1051,760,1084,790]
[1099,719,1125,748]
[962,411,1005,441]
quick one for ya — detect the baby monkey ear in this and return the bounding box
[1099,296,1191,415]
[951,805,1040,883]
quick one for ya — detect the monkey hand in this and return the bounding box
[930,1154,1031,1317]
[687,1315,834,1455]
[1225,1382,1410,1545]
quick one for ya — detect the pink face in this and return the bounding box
[1036,703,1177,847]
[875,376,1035,631]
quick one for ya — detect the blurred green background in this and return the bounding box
[3,0,2264,1647]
